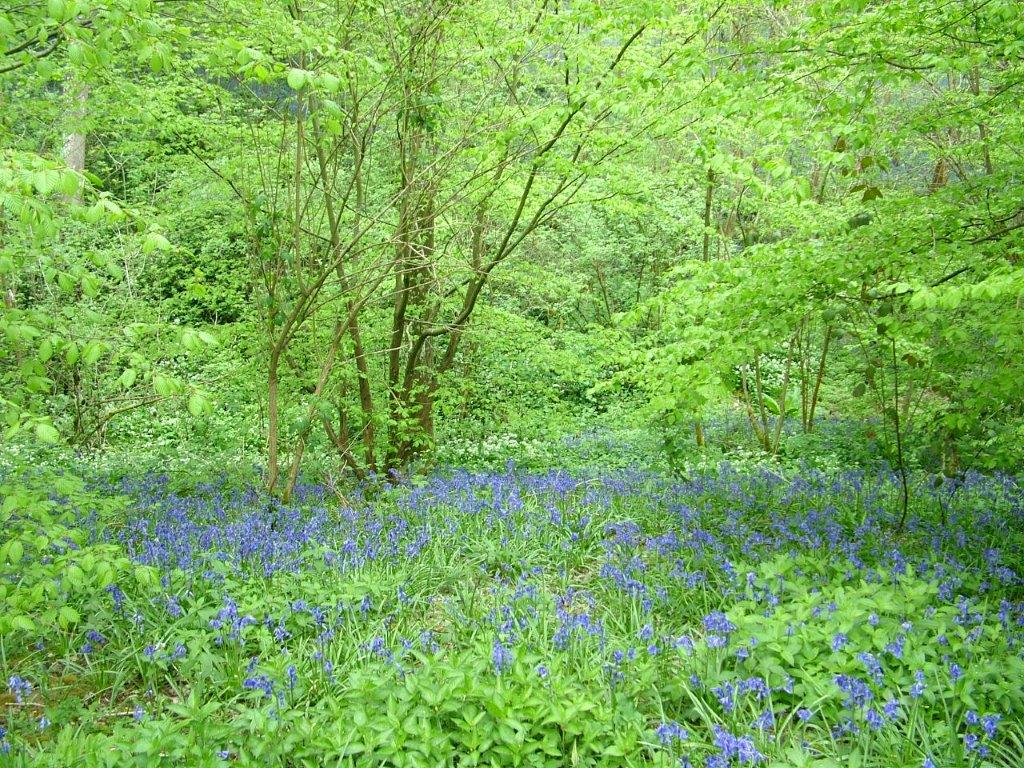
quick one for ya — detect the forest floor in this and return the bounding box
[1,463,1023,767]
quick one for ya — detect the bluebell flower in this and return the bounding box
[166,595,183,618]
[981,714,1000,739]
[857,652,884,684]
[655,721,688,745]
[752,709,774,731]
[243,674,274,698]
[703,612,736,635]
[865,708,884,730]
[712,681,736,713]
[491,638,514,674]
[910,670,926,698]
[106,584,126,612]
[834,674,873,708]
[711,725,763,764]
[885,636,905,659]
[739,677,769,699]
[7,676,32,704]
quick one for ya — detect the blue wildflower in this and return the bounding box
[655,721,688,745]
[491,638,514,674]
[910,670,926,698]
[7,676,32,704]
[981,714,1000,739]
[711,724,763,764]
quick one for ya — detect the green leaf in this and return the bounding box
[59,171,81,197]
[57,272,76,293]
[65,564,86,589]
[58,606,81,628]
[153,374,174,397]
[7,539,24,564]
[33,168,60,195]
[119,368,138,389]
[11,615,36,632]
[35,422,60,443]
[81,273,100,298]
[187,392,209,416]
[321,73,341,92]
[287,68,308,90]
[142,232,171,254]
[82,340,105,365]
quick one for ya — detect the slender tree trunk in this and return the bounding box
[771,336,795,454]
[807,324,832,432]
[740,364,765,447]
[62,82,89,200]
[799,321,809,431]
[891,338,910,531]
[702,167,715,262]
[282,320,347,501]
[753,354,770,451]
[969,67,993,176]
[266,346,281,495]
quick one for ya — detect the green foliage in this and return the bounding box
[0,473,149,638]
[1,464,1022,765]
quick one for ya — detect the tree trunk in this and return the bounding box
[266,347,281,495]
[62,82,89,202]
[771,336,795,454]
[702,167,715,262]
[807,324,832,432]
